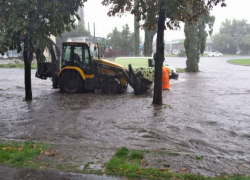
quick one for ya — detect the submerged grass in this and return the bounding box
[105,147,250,180]
[227,59,250,66]
[0,140,49,168]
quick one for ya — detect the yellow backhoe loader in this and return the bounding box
[36,41,152,95]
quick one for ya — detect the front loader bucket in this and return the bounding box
[128,64,153,95]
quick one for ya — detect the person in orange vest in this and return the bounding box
[162,65,170,90]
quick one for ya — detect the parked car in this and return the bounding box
[172,49,179,55]
[203,51,212,55]
[207,52,223,57]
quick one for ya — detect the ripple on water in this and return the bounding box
[241,134,250,140]
[165,125,181,133]
[204,121,219,126]
[185,126,204,135]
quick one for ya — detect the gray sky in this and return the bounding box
[84,0,250,42]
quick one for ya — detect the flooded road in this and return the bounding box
[0,56,250,175]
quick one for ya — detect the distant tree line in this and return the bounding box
[56,23,91,46]
[105,24,135,57]
[212,19,250,54]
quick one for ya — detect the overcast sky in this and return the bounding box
[84,0,250,42]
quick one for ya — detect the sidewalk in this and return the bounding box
[0,58,19,64]
[0,165,123,180]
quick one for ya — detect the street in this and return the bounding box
[1,56,250,177]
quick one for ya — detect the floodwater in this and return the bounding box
[0,56,250,176]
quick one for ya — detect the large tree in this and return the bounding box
[0,0,84,100]
[143,4,158,57]
[185,15,215,72]
[102,0,226,104]
[107,27,121,51]
[212,19,250,54]
[134,0,140,57]
[107,25,134,56]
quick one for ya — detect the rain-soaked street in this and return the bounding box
[1,56,250,176]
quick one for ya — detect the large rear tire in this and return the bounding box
[60,70,84,93]
[101,77,122,94]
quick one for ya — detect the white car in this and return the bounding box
[172,49,179,55]
[207,52,223,57]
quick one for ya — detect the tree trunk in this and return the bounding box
[153,1,166,105]
[23,45,33,101]
[185,23,199,72]
[134,0,140,57]
[144,29,157,56]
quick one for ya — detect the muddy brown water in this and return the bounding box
[0,56,250,176]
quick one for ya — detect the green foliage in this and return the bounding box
[129,150,144,160]
[107,25,134,56]
[212,19,250,54]
[102,0,226,30]
[198,16,215,55]
[0,0,85,54]
[114,147,129,157]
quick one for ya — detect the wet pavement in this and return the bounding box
[0,56,250,177]
[0,165,122,180]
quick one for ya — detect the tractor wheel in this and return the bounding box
[102,77,122,94]
[60,70,84,93]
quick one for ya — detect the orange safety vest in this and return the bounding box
[162,66,170,90]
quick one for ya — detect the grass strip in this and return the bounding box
[227,59,250,66]
[176,68,185,73]
[0,140,49,168]
[105,147,250,180]
[0,63,37,69]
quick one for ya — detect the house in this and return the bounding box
[165,40,185,54]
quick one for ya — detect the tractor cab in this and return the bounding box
[61,42,99,75]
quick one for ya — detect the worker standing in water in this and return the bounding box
[162,62,170,90]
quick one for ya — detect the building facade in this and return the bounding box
[165,38,215,54]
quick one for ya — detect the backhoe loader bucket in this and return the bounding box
[128,64,153,95]
[36,61,52,79]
